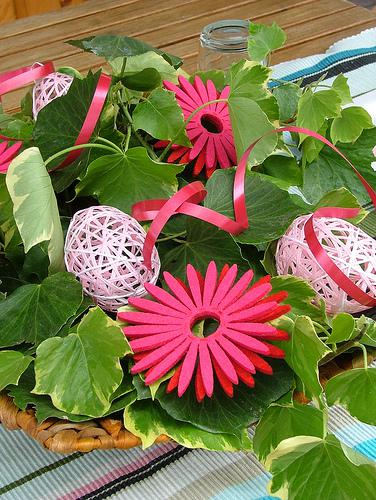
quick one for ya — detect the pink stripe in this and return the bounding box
[59,443,177,500]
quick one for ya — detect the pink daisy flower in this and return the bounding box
[0,140,22,173]
[118,262,290,402]
[155,75,237,178]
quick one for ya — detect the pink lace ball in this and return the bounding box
[32,72,73,119]
[276,215,376,314]
[64,206,160,312]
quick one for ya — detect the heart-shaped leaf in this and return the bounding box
[33,307,129,417]
[0,351,33,391]
[0,272,82,347]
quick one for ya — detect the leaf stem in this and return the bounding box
[355,342,369,370]
[117,92,159,160]
[123,125,132,152]
[96,136,123,155]
[156,231,187,243]
[158,98,228,161]
[45,143,119,167]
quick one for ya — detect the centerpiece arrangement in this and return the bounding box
[0,22,375,499]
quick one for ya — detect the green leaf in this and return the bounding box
[301,121,328,163]
[279,316,331,399]
[67,35,182,68]
[302,128,376,205]
[125,399,252,451]
[227,61,271,100]
[133,88,190,146]
[254,404,324,461]
[326,313,356,344]
[76,148,183,214]
[266,434,376,500]
[33,307,128,417]
[33,71,104,162]
[273,83,302,122]
[191,70,225,90]
[6,147,64,273]
[204,169,303,244]
[261,155,302,186]
[160,218,249,281]
[330,106,373,144]
[326,368,376,426]
[248,22,286,62]
[110,51,178,84]
[332,74,352,105]
[296,89,341,136]
[358,316,376,347]
[228,96,277,163]
[156,359,293,437]
[315,187,367,223]
[0,351,33,391]
[0,272,82,347]
[270,275,327,324]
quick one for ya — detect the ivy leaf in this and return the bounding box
[278,316,331,400]
[296,89,341,137]
[0,272,82,347]
[270,275,327,324]
[302,128,376,205]
[248,22,286,62]
[76,148,184,214]
[159,219,249,281]
[266,435,376,500]
[253,404,324,462]
[156,359,293,437]
[314,187,367,223]
[33,71,104,163]
[228,96,277,163]
[204,169,303,245]
[67,35,182,68]
[273,83,302,122]
[124,399,252,451]
[326,368,376,426]
[110,51,178,84]
[133,88,190,146]
[0,351,33,391]
[332,74,352,105]
[227,61,271,100]
[326,313,357,344]
[261,155,302,186]
[330,106,373,144]
[33,307,128,417]
[6,147,64,273]
[301,121,328,164]
[358,316,376,347]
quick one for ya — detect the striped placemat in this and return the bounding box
[1,27,376,500]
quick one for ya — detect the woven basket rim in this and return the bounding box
[0,353,371,454]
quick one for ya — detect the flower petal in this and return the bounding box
[178,339,199,397]
[205,136,216,170]
[120,311,181,325]
[130,330,183,352]
[208,338,238,384]
[216,86,230,113]
[193,75,209,103]
[199,341,214,397]
[216,335,255,372]
[178,75,203,106]
[166,364,182,393]
[189,131,209,161]
[163,271,196,310]
[195,366,206,402]
[223,328,271,355]
[211,264,238,306]
[123,324,180,338]
[193,148,206,176]
[240,348,273,375]
[206,79,218,111]
[145,282,191,313]
[164,79,197,110]
[212,358,234,397]
[225,283,272,314]
[219,269,254,308]
[228,301,279,322]
[186,264,203,307]
[131,336,188,373]
[226,322,277,336]
[145,338,191,384]
[203,261,218,306]
[129,297,186,318]
[236,365,255,387]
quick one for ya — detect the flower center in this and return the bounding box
[190,313,220,338]
[200,113,223,134]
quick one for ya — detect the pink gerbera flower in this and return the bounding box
[0,140,22,173]
[155,76,237,178]
[118,262,290,402]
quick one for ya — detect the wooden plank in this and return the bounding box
[0,0,137,37]
[14,0,61,18]
[0,0,16,24]
[0,0,334,71]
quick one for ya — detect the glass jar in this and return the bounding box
[198,19,249,72]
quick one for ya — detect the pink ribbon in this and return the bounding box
[134,126,376,308]
[0,62,55,97]
[51,73,112,170]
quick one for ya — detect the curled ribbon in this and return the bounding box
[133,126,376,308]
[0,62,112,170]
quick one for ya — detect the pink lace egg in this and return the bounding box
[32,72,73,119]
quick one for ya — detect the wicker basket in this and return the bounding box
[0,354,371,454]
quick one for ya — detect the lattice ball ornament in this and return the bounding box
[32,72,73,119]
[64,206,161,312]
[276,215,376,314]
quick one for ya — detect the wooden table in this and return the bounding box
[1,0,375,112]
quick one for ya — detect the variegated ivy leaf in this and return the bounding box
[33,307,130,417]
[0,351,33,391]
[6,147,64,273]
